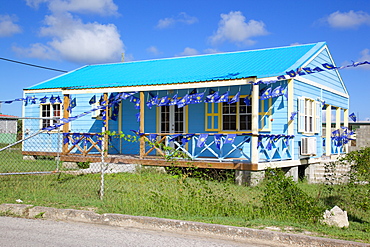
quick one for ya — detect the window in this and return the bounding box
[159,105,185,133]
[304,99,314,133]
[222,98,252,131]
[298,97,321,134]
[41,104,61,129]
[205,95,272,132]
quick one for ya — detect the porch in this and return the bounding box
[21,131,295,171]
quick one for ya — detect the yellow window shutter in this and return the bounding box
[205,103,220,131]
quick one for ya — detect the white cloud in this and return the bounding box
[20,0,124,64]
[25,0,48,9]
[359,48,370,61]
[326,10,370,29]
[209,11,268,46]
[357,49,370,70]
[156,12,198,29]
[146,46,162,56]
[340,48,370,70]
[177,47,199,56]
[15,13,124,63]
[0,15,22,37]
[156,17,175,29]
[12,43,57,60]
[204,48,220,54]
[122,53,134,62]
[49,0,118,16]
[26,0,118,15]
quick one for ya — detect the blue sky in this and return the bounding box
[1,0,370,120]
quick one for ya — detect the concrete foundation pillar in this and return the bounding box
[235,170,265,186]
[284,166,299,182]
[304,164,317,183]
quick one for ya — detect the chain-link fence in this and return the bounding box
[1,116,103,201]
[0,115,256,222]
[0,116,172,204]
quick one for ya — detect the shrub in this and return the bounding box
[339,146,370,183]
[261,168,324,223]
[338,147,370,211]
[77,161,90,169]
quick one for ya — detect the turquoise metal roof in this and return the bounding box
[26,42,326,90]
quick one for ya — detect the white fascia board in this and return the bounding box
[24,88,63,94]
[61,78,254,95]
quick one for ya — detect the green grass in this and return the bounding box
[0,150,58,173]
[0,169,369,243]
[0,147,80,173]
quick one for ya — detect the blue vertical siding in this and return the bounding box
[23,92,64,153]
[293,80,320,159]
[303,48,347,95]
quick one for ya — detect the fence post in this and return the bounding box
[56,123,61,171]
[139,91,145,159]
[103,93,109,157]
[100,127,105,200]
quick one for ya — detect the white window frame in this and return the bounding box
[298,97,320,134]
[222,97,252,131]
[40,103,62,130]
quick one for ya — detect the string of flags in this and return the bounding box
[2,59,368,109]
[2,59,366,133]
[144,84,284,109]
[330,127,354,147]
[42,92,137,132]
[349,113,357,122]
[250,60,370,85]
[0,95,63,106]
[290,111,299,120]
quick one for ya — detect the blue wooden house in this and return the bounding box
[22,42,350,184]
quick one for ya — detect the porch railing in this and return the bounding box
[61,132,294,163]
[142,133,294,163]
[62,133,102,155]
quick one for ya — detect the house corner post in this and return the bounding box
[325,105,332,156]
[287,79,294,135]
[251,79,259,164]
[343,108,349,128]
[62,94,70,155]
[286,79,295,160]
[336,107,341,130]
[139,91,145,159]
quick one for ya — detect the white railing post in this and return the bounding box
[251,79,259,164]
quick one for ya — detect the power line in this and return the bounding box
[0,57,68,73]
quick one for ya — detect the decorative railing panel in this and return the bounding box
[257,134,293,162]
[63,133,102,155]
[327,127,354,155]
[142,133,294,163]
